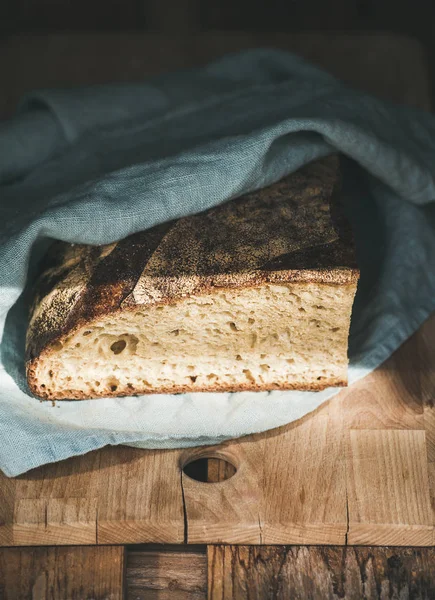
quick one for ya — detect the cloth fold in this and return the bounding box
[0,49,434,477]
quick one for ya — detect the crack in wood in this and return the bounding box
[95,506,99,545]
[345,487,350,546]
[343,425,350,546]
[344,454,350,546]
[180,469,188,544]
[258,514,263,544]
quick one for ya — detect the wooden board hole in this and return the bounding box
[182,456,237,483]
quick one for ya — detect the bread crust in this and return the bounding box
[26,155,359,399]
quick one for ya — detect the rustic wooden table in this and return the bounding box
[0,32,434,599]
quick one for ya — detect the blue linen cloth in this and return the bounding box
[0,49,434,477]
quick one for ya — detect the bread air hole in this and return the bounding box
[110,340,126,355]
[107,377,120,392]
[108,334,139,356]
[243,369,255,382]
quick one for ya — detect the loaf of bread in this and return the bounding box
[26,156,359,400]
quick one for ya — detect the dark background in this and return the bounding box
[1,0,434,102]
[1,0,434,41]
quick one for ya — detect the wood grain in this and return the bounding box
[182,398,348,545]
[346,430,433,545]
[341,328,424,432]
[127,545,206,600]
[96,447,184,545]
[421,303,435,545]
[207,546,435,600]
[261,398,347,545]
[0,546,125,600]
[0,452,101,546]
[207,459,237,483]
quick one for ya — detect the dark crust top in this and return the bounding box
[26,155,359,362]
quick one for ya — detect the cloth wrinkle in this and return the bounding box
[0,48,434,476]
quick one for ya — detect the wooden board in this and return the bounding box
[0,315,433,547]
[207,546,435,599]
[0,546,125,600]
[126,545,207,600]
[0,32,433,547]
[4,543,434,599]
[0,447,185,546]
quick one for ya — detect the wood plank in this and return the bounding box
[207,546,435,600]
[0,452,101,546]
[127,545,206,600]
[261,398,347,545]
[346,430,433,545]
[341,326,424,431]
[344,316,434,545]
[0,546,125,600]
[0,446,185,546]
[11,498,98,547]
[97,447,185,545]
[422,314,435,461]
[0,473,16,546]
[207,458,236,483]
[181,441,264,544]
[14,449,102,500]
[421,313,435,544]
